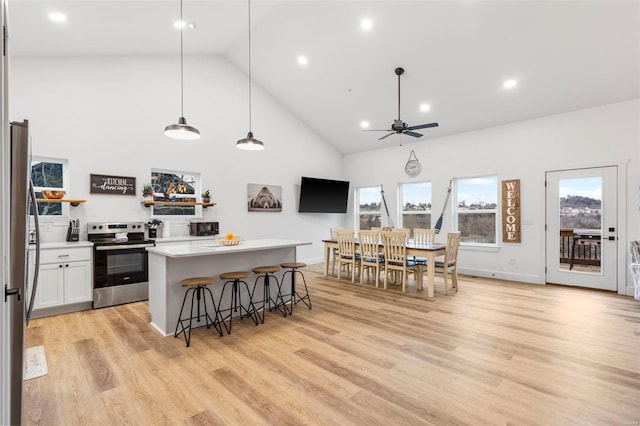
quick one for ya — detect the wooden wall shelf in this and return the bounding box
[36,199,86,207]
[142,201,216,209]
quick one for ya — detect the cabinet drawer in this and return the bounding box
[40,247,92,264]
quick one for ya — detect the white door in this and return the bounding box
[546,166,617,290]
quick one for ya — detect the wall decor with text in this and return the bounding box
[501,179,521,243]
[90,174,136,195]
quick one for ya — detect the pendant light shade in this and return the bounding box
[236,131,264,150]
[165,0,200,140]
[236,0,264,150]
[165,117,200,140]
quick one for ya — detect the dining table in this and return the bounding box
[322,239,447,297]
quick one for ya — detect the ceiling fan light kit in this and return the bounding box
[164,0,200,140]
[366,67,439,141]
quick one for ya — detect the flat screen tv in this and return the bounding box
[299,177,350,213]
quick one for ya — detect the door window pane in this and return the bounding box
[559,177,602,273]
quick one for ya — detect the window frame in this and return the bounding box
[31,156,70,217]
[355,185,382,231]
[150,168,202,218]
[453,175,499,246]
[398,180,432,234]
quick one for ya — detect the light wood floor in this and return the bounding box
[24,266,640,425]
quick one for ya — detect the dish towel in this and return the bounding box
[24,345,48,380]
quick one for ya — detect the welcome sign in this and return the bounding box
[502,179,521,243]
[90,174,136,195]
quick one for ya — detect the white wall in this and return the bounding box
[344,99,640,295]
[9,56,347,263]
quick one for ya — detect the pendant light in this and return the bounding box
[236,0,264,150]
[164,0,200,140]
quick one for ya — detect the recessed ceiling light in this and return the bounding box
[503,79,518,89]
[419,103,431,112]
[297,56,308,66]
[174,20,186,29]
[48,12,67,22]
[360,18,373,31]
[360,121,370,129]
[188,22,196,29]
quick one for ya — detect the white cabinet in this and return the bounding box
[33,246,92,312]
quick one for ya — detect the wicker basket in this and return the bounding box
[220,238,241,246]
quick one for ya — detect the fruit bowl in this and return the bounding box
[220,238,241,246]
[42,190,66,199]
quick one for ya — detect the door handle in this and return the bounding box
[4,284,21,302]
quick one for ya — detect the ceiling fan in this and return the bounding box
[365,67,439,140]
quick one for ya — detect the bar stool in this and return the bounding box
[251,265,287,323]
[280,262,312,315]
[174,276,221,347]
[218,271,258,334]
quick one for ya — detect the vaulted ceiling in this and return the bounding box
[9,1,640,154]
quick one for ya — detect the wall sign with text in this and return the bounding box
[90,174,136,195]
[502,179,521,243]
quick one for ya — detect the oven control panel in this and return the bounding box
[88,222,145,234]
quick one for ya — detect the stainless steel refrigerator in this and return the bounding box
[6,120,40,425]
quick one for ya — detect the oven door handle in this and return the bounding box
[95,244,154,251]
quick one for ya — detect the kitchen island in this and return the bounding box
[146,238,311,336]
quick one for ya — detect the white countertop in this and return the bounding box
[29,241,94,250]
[146,238,311,258]
[152,235,220,244]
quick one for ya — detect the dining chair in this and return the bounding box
[382,231,414,292]
[336,229,360,283]
[411,228,436,265]
[434,232,461,295]
[329,228,342,275]
[358,230,383,287]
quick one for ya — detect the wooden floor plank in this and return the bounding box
[23,266,640,425]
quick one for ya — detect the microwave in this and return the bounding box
[189,221,219,236]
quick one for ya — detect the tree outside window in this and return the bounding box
[150,169,200,216]
[400,181,431,236]
[454,176,498,244]
[31,158,67,216]
[356,186,381,230]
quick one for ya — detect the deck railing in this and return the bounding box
[559,228,601,266]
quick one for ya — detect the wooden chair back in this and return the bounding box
[413,228,435,244]
[336,229,356,259]
[359,230,381,262]
[382,231,407,265]
[445,232,461,266]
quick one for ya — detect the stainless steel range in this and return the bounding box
[87,222,155,308]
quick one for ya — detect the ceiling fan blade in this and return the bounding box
[406,122,439,131]
[363,129,393,132]
[404,131,423,138]
[378,132,396,140]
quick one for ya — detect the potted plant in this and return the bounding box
[142,183,155,201]
[201,189,211,204]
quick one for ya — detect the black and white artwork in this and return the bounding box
[247,183,282,212]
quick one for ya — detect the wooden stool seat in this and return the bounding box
[180,276,216,287]
[220,271,251,280]
[252,265,281,274]
[280,262,306,269]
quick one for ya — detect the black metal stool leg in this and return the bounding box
[294,270,312,309]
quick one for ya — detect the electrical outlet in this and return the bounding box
[43,222,53,232]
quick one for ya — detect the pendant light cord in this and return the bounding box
[248,0,253,132]
[180,0,185,118]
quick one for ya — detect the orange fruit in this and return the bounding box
[226,233,235,240]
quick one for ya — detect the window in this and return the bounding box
[356,186,381,230]
[400,181,431,235]
[454,176,498,244]
[150,169,200,216]
[31,157,68,216]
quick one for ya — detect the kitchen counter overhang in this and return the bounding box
[146,238,311,335]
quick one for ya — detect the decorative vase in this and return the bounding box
[202,198,210,204]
